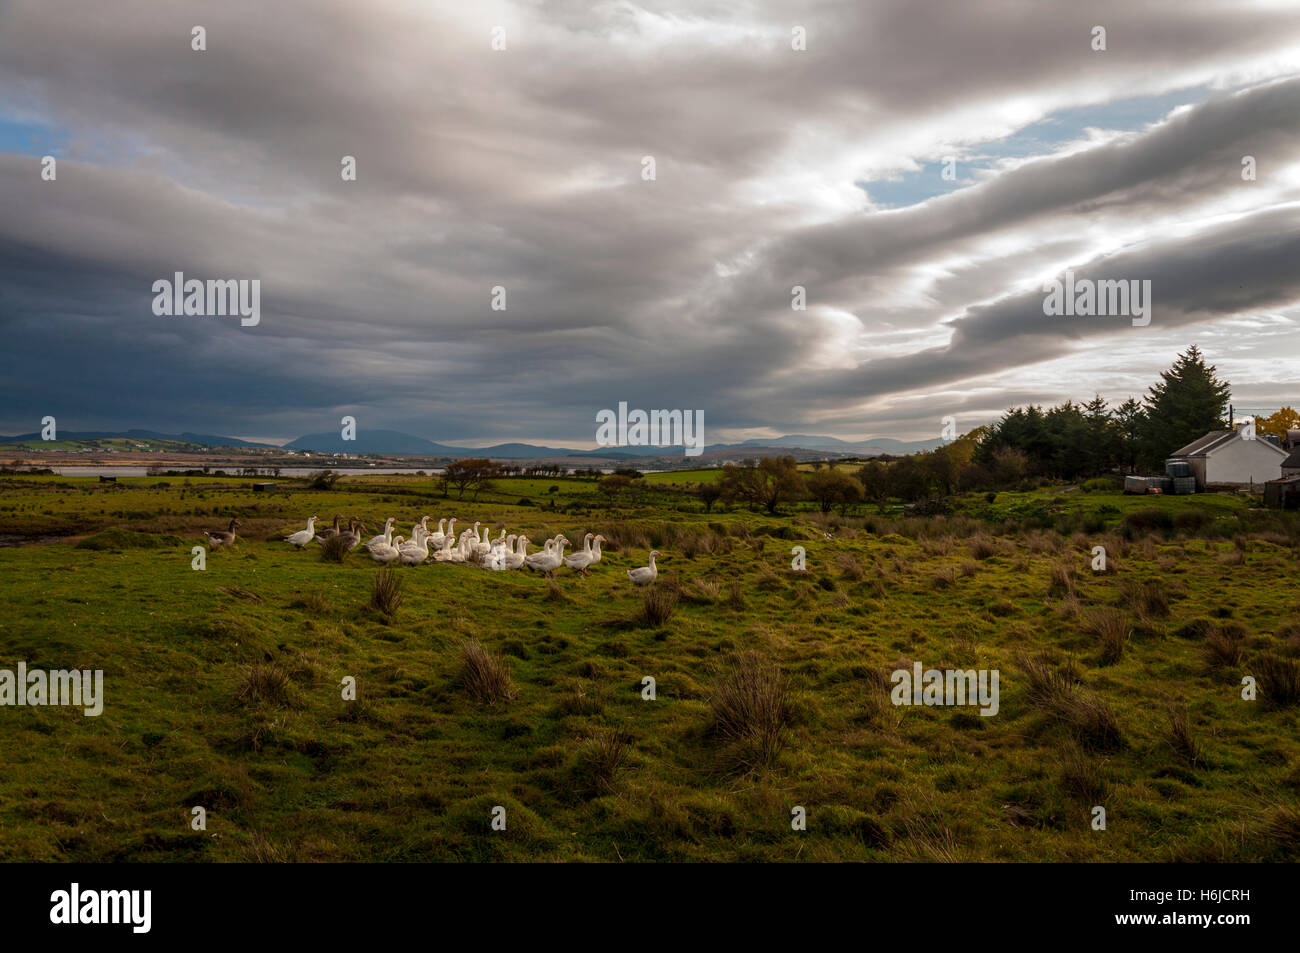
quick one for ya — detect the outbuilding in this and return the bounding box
[1166,423,1287,489]
[1264,475,1300,510]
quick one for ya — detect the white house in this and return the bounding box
[1167,424,1288,488]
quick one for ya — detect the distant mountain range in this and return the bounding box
[0,428,270,448]
[2,427,943,459]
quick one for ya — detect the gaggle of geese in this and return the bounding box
[262,514,661,582]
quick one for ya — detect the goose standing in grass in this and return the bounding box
[314,513,344,544]
[502,535,528,570]
[431,534,458,562]
[204,518,241,547]
[340,518,366,551]
[285,516,319,549]
[589,535,606,564]
[481,534,511,571]
[563,532,597,575]
[370,535,404,564]
[397,528,430,565]
[472,526,494,560]
[364,518,396,552]
[627,550,660,586]
[525,535,569,576]
[427,518,452,549]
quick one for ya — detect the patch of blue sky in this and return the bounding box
[859,84,1214,209]
[0,115,68,157]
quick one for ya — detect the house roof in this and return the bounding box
[1283,450,1300,469]
[1169,429,1289,459]
[1170,430,1236,457]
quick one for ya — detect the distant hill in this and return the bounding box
[1,425,942,461]
[0,429,272,449]
[283,430,446,455]
[738,434,944,455]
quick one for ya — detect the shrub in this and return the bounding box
[308,469,339,491]
[1122,508,1172,535]
[369,568,403,615]
[460,641,516,705]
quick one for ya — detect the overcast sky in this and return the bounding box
[2,0,1299,447]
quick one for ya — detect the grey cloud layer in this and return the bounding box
[1,0,1298,440]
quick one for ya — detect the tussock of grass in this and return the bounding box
[639,583,679,626]
[1057,743,1110,804]
[574,729,633,797]
[236,663,297,707]
[1121,579,1170,618]
[1254,651,1300,708]
[1203,625,1245,670]
[460,641,516,705]
[320,534,350,563]
[369,568,403,615]
[709,651,791,773]
[1084,608,1130,665]
[1166,705,1202,767]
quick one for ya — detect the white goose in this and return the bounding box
[481,534,512,571]
[285,516,319,549]
[627,550,660,586]
[525,535,569,575]
[471,524,493,559]
[431,534,458,562]
[364,518,396,551]
[502,535,528,570]
[397,528,430,565]
[563,532,597,575]
[439,529,474,564]
[589,534,606,564]
[370,534,404,564]
[428,518,453,549]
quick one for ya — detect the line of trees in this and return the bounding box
[705,346,1287,510]
[973,345,1231,477]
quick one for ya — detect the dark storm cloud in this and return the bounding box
[1,0,1298,441]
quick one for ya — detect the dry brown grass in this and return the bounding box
[1166,704,1202,767]
[1255,651,1300,708]
[1203,625,1245,670]
[574,728,633,797]
[236,663,297,707]
[368,568,403,615]
[319,534,350,563]
[709,651,792,773]
[1084,608,1130,665]
[460,640,516,705]
[639,583,679,626]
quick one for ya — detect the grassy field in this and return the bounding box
[1,472,1298,862]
